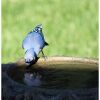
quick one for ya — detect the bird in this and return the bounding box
[22,24,48,67]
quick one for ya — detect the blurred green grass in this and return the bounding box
[2,0,98,63]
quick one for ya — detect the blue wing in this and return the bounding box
[22,31,45,55]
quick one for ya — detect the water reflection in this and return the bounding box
[7,63,98,89]
[24,72,42,86]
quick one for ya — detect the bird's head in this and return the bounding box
[24,48,37,65]
[34,24,42,33]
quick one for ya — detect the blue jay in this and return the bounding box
[22,24,48,67]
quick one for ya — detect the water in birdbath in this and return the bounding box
[7,63,98,89]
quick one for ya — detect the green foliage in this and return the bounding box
[2,0,98,63]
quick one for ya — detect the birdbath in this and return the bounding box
[2,57,98,100]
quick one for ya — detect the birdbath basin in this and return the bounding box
[2,57,98,100]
